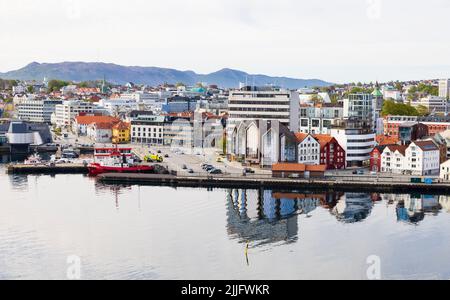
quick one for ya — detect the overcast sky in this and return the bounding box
[1,0,450,83]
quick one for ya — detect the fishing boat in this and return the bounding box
[88,146,153,176]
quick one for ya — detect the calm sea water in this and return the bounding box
[0,165,449,280]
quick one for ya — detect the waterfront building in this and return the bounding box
[381,141,440,176]
[131,115,165,145]
[295,133,320,165]
[1,121,53,153]
[440,160,450,181]
[370,145,389,173]
[313,134,346,170]
[271,163,327,178]
[433,130,450,159]
[229,120,293,168]
[439,79,450,99]
[331,118,376,167]
[17,98,63,123]
[228,86,300,132]
[51,100,95,127]
[380,145,408,174]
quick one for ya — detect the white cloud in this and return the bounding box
[0,0,450,83]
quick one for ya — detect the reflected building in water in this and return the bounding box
[439,196,450,213]
[332,193,374,223]
[226,189,342,246]
[390,194,441,224]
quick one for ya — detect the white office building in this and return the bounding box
[131,115,165,145]
[228,86,300,132]
[51,100,95,126]
[331,118,376,168]
[17,98,63,123]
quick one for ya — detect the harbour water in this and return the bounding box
[0,165,449,280]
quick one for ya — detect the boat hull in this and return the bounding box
[88,163,154,176]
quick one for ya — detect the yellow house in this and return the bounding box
[112,121,131,144]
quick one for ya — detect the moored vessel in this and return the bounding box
[88,146,153,176]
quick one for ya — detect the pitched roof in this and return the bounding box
[313,134,335,148]
[75,115,120,125]
[385,145,408,155]
[272,163,327,173]
[376,135,399,146]
[413,140,439,151]
[306,165,328,172]
[273,163,306,172]
[295,133,316,144]
[94,122,115,130]
[113,121,130,130]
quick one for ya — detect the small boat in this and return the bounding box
[88,146,153,176]
[24,153,44,165]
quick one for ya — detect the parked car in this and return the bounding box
[164,154,169,158]
[208,169,223,174]
[187,169,194,174]
[244,168,255,174]
[182,164,188,170]
[202,164,214,170]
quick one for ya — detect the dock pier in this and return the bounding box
[96,173,450,194]
[6,164,89,175]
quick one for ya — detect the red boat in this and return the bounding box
[88,147,153,176]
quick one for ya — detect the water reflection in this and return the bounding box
[226,189,343,247]
[95,182,133,209]
[332,193,374,223]
[393,195,441,224]
[226,189,449,246]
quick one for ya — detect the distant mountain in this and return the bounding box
[0,62,333,89]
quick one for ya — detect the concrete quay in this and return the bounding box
[6,164,89,175]
[97,173,450,194]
